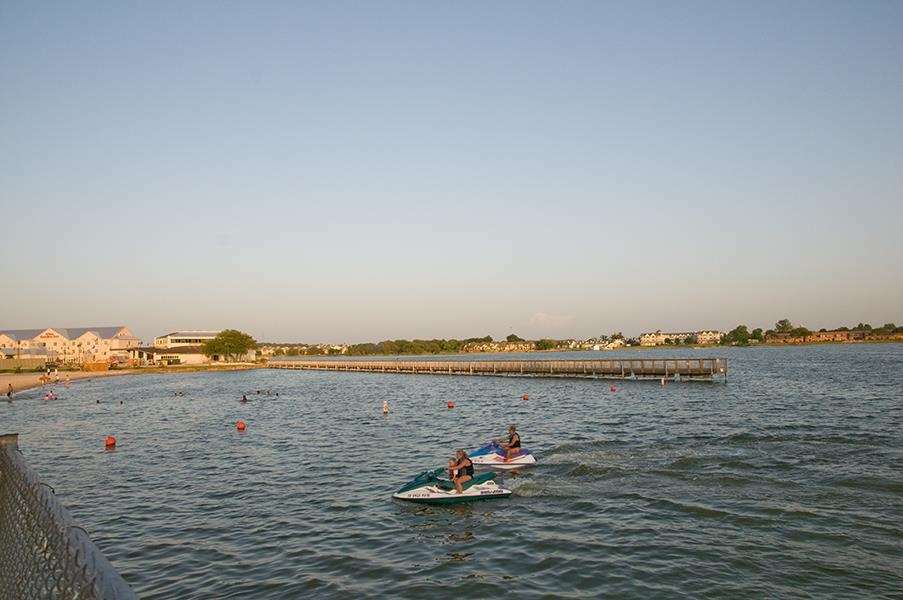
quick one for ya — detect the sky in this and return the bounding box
[2,2,901,343]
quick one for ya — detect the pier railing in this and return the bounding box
[0,434,136,600]
[269,357,727,381]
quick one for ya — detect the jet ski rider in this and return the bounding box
[499,424,521,460]
[449,449,474,494]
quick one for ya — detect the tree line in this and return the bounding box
[721,319,902,345]
[345,336,494,356]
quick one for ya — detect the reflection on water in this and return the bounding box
[3,344,903,598]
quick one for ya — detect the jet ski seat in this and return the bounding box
[436,471,495,491]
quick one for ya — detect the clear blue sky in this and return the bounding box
[2,2,901,343]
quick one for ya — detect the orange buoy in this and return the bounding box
[104,436,116,449]
[522,394,529,401]
[236,420,247,431]
[447,401,455,409]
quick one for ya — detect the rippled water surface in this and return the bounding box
[4,345,902,598]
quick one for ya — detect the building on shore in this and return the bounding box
[0,327,140,365]
[129,346,211,365]
[639,330,724,346]
[592,338,625,350]
[133,329,257,365]
[129,345,258,365]
[1,347,51,360]
[154,331,221,349]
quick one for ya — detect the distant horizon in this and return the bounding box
[3,3,901,344]
[3,316,903,347]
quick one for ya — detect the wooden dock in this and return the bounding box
[267,358,727,381]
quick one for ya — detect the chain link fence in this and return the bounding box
[0,434,136,599]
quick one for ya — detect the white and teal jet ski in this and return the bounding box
[392,468,512,505]
[469,441,537,470]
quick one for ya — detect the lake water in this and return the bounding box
[3,345,902,598]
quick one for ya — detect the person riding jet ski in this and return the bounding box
[499,424,521,460]
[448,449,474,494]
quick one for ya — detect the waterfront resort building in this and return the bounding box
[639,330,724,346]
[132,330,257,365]
[154,331,221,349]
[0,326,141,364]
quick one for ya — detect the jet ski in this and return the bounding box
[470,441,537,470]
[393,468,512,504]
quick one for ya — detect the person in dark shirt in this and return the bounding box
[448,449,474,494]
[499,424,521,461]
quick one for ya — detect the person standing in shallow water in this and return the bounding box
[6,383,12,402]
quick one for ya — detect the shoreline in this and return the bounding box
[285,338,903,359]
[2,364,262,397]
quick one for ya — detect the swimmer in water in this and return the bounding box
[241,394,249,403]
[382,400,389,414]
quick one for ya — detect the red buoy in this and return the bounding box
[522,394,529,401]
[236,420,247,431]
[104,436,116,449]
[447,401,455,409]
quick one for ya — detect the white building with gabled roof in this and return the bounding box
[0,326,141,364]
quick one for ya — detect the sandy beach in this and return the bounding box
[1,370,141,396]
[1,364,263,398]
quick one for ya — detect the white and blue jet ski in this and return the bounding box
[469,441,537,470]
[392,467,512,505]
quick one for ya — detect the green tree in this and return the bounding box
[506,333,524,342]
[722,325,750,345]
[610,332,625,340]
[202,329,258,362]
[750,328,764,341]
[535,339,557,350]
[853,323,872,331]
[775,319,793,333]
[789,327,811,338]
[880,323,896,331]
[684,334,698,345]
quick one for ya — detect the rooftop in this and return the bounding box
[159,331,221,338]
[0,327,135,341]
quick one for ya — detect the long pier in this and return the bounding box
[267,358,727,382]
